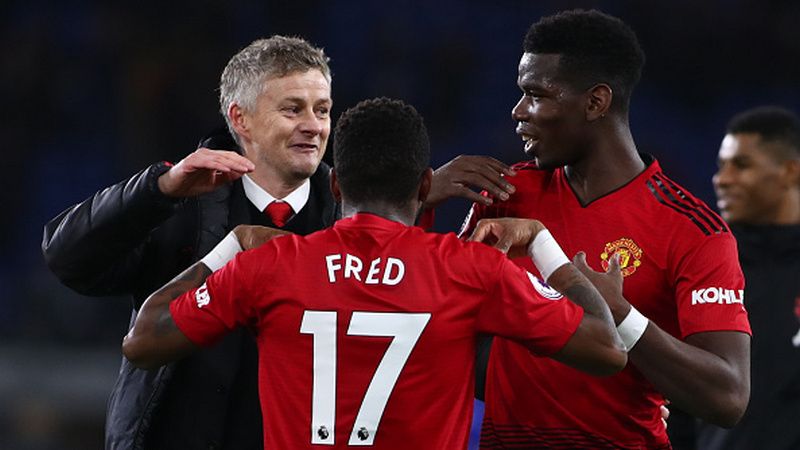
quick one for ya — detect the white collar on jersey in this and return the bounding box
[241,174,310,213]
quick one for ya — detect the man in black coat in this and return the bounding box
[671,106,800,450]
[42,36,337,450]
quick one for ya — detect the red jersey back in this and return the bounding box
[170,213,583,449]
[465,158,751,449]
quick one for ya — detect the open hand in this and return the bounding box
[426,155,517,208]
[467,218,546,259]
[158,148,255,198]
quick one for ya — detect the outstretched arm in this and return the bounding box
[42,148,254,296]
[122,262,210,369]
[546,263,628,375]
[123,225,290,369]
[470,218,627,376]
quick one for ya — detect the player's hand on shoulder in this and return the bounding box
[468,218,546,259]
[158,148,255,198]
[233,225,292,251]
[426,155,517,208]
[572,251,628,322]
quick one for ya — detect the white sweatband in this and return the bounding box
[200,232,243,272]
[617,306,649,351]
[527,229,570,281]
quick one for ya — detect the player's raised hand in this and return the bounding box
[232,225,292,251]
[426,155,517,208]
[468,218,546,259]
[572,251,628,321]
[158,148,255,198]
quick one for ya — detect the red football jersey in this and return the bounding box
[170,213,583,449]
[464,159,751,449]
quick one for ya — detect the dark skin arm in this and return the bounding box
[122,225,291,370]
[635,329,749,427]
[122,262,208,369]
[469,218,627,376]
[575,255,751,427]
[547,264,628,376]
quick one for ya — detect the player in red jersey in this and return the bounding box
[455,9,752,449]
[121,97,627,449]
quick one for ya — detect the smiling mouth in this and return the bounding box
[715,193,739,211]
[521,135,539,155]
[290,143,318,152]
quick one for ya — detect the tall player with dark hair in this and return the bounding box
[122,97,627,449]
[454,10,752,449]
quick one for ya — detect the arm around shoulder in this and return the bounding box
[122,261,208,369]
[124,227,265,369]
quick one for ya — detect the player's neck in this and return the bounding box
[564,126,644,205]
[340,200,420,226]
[770,190,800,225]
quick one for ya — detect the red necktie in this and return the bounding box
[265,201,293,227]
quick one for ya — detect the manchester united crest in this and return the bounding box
[600,238,643,277]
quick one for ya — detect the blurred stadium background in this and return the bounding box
[1,0,798,448]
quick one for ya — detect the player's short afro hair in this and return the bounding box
[727,106,800,159]
[524,9,645,112]
[334,97,430,205]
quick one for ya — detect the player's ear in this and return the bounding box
[228,102,251,142]
[330,170,342,202]
[417,168,434,203]
[781,158,800,187]
[586,83,612,122]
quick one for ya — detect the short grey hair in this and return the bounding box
[219,36,332,141]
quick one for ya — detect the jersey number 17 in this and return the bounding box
[300,311,431,446]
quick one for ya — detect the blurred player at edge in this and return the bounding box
[670,106,800,450]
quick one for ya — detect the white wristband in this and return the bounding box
[617,306,649,351]
[527,229,570,281]
[200,232,243,272]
